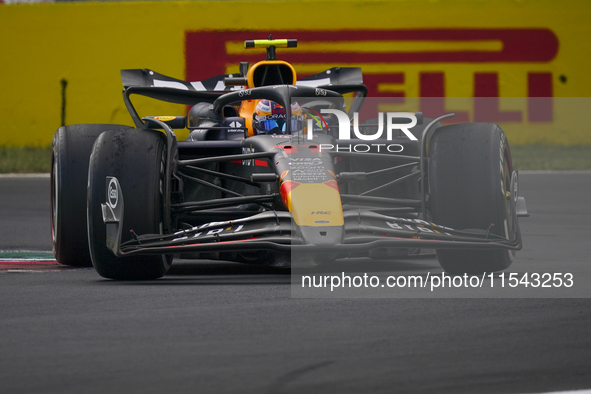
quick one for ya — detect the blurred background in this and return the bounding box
[1,0,590,171]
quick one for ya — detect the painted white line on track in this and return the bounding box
[518,170,591,174]
[0,259,56,261]
[0,249,53,252]
[522,390,591,394]
[1,171,591,178]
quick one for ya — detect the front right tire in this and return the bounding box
[428,122,517,275]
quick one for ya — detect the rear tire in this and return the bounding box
[51,124,132,267]
[87,129,172,280]
[428,122,516,275]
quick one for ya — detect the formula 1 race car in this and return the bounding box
[51,37,528,280]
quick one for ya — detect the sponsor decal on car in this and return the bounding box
[108,178,118,209]
[172,222,244,242]
[384,218,454,236]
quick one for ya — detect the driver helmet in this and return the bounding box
[253,99,303,134]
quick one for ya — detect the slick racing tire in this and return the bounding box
[87,129,172,280]
[51,124,132,267]
[428,122,516,275]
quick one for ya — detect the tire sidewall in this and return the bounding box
[87,128,171,280]
[428,122,516,274]
[51,124,131,267]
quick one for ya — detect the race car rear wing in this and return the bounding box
[122,69,236,92]
[121,67,368,129]
[121,67,365,92]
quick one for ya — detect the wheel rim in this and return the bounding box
[501,143,517,260]
[51,151,59,244]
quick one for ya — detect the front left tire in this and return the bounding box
[87,128,172,280]
[51,124,132,267]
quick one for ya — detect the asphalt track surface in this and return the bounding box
[1,173,590,394]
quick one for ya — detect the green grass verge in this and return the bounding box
[1,145,591,173]
[510,145,591,171]
[0,146,52,174]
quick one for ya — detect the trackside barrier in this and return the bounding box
[1,0,590,146]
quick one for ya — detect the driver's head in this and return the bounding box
[253,100,303,135]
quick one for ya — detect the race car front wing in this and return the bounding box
[100,177,523,259]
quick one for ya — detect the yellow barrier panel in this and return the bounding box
[1,0,590,146]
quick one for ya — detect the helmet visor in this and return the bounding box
[257,119,284,133]
[255,114,303,134]
[282,116,304,133]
